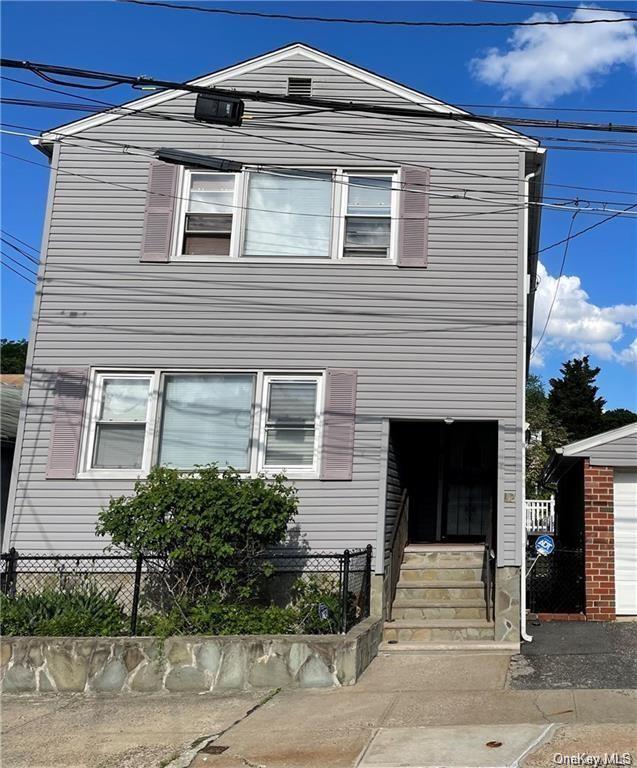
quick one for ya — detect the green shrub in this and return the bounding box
[0,585,128,636]
[97,465,298,604]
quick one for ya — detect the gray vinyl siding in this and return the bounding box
[8,52,530,564]
[572,433,637,468]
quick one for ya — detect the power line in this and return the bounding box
[531,211,579,359]
[3,58,637,133]
[537,201,637,254]
[474,0,637,14]
[5,74,637,198]
[117,0,637,27]
[4,128,636,218]
[0,249,37,277]
[0,258,36,286]
[1,236,39,265]
[0,230,39,255]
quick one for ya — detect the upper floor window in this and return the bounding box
[181,171,236,256]
[174,168,398,263]
[243,171,333,259]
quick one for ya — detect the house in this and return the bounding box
[3,43,545,648]
[0,374,24,541]
[543,423,637,620]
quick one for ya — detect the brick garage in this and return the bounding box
[583,461,615,620]
[543,423,637,621]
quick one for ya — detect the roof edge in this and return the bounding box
[561,422,637,457]
[39,42,538,150]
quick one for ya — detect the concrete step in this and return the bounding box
[383,618,495,643]
[399,566,484,582]
[379,639,519,654]
[395,581,485,602]
[404,544,485,552]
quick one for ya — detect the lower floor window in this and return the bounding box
[84,370,322,475]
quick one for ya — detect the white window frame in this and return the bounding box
[155,371,257,472]
[79,371,159,479]
[257,373,324,477]
[172,167,398,265]
[172,168,242,262]
[337,170,399,264]
[79,369,324,480]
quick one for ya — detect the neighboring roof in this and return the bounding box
[0,383,22,443]
[557,422,637,458]
[543,422,637,484]
[0,374,25,388]
[37,42,539,150]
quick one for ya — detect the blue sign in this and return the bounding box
[535,535,555,556]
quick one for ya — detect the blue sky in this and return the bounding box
[1,1,636,408]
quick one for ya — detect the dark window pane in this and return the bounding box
[185,213,233,232]
[183,233,231,256]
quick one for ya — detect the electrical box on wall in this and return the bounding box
[194,93,245,126]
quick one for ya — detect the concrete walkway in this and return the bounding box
[2,653,635,768]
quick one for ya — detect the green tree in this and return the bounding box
[525,374,567,497]
[602,408,637,432]
[548,356,606,442]
[1,339,28,373]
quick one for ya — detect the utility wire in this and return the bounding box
[4,129,636,218]
[474,0,637,14]
[0,258,36,286]
[1,236,40,265]
[2,58,637,132]
[117,0,637,27]
[531,211,579,359]
[1,230,39,254]
[0,249,37,277]
[5,74,637,197]
[537,201,637,254]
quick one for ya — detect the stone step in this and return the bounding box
[404,544,485,552]
[401,551,485,568]
[383,619,495,643]
[391,605,486,620]
[399,566,484,582]
[379,640,519,654]
[395,581,485,602]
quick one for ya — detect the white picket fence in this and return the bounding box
[525,496,555,533]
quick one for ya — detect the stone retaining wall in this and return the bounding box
[1,617,382,694]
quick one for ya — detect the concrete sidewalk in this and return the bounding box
[2,653,635,768]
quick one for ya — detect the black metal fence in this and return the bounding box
[0,546,372,635]
[526,545,585,614]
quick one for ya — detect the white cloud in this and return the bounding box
[618,338,637,366]
[531,262,637,367]
[470,6,637,104]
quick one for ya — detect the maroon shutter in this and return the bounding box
[140,161,179,262]
[46,368,89,479]
[320,369,357,481]
[397,166,430,268]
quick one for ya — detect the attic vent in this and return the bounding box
[287,77,312,97]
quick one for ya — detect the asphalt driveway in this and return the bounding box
[510,620,637,689]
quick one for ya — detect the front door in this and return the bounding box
[440,423,497,542]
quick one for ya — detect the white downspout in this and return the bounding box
[521,165,541,644]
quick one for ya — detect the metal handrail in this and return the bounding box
[483,533,495,623]
[387,490,409,622]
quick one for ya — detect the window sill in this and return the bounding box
[75,469,320,481]
[171,255,397,266]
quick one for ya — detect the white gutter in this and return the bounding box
[520,163,542,644]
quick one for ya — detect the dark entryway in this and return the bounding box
[390,421,497,546]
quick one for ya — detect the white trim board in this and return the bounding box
[38,43,538,150]
[558,422,637,457]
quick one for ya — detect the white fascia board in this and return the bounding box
[560,422,637,457]
[39,43,538,150]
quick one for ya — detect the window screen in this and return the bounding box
[243,171,333,258]
[92,378,150,469]
[182,173,235,256]
[264,380,318,467]
[158,374,255,470]
[344,176,392,259]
